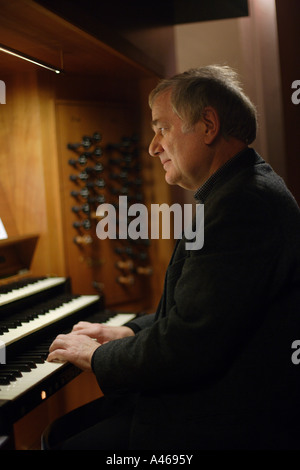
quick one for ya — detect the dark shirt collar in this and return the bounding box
[194,147,253,203]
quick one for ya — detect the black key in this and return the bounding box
[1,367,22,377]
[8,361,35,371]
[18,354,46,363]
[0,377,10,385]
[0,372,17,382]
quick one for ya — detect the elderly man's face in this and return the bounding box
[149,90,211,191]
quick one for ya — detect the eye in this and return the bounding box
[159,127,167,135]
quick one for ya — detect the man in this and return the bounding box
[45,65,300,450]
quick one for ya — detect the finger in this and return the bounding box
[48,334,68,353]
[71,327,97,338]
[72,321,91,331]
[47,349,67,363]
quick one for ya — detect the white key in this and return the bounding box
[103,313,136,326]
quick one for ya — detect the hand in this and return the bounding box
[71,321,135,344]
[47,333,100,371]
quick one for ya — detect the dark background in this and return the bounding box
[35,0,249,29]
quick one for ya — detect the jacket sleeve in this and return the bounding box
[91,187,292,395]
[124,312,156,333]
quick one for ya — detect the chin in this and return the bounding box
[165,174,177,186]
[166,174,195,191]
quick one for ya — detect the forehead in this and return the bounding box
[151,91,177,127]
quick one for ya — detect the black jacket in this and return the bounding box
[92,148,300,449]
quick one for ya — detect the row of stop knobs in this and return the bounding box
[67,133,152,286]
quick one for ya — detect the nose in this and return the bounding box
[149,133,163,157]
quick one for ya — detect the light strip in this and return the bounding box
[0,43,63,74]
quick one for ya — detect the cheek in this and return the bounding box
[179,146,202,177]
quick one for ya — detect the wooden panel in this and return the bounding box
[0,182,18,238]
[0,72,65,278]
[0,0,161,77]
[0,73,46,236]
[55,101,153,307]
[13,372,101,450]
[0,234,39,279]
[36,71,66,277]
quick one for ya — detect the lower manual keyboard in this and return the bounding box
[0,313,136,401]
[0,361,65,400]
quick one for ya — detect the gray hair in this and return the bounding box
[149,65,257,144]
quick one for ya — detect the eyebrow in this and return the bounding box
[151,119,167,129]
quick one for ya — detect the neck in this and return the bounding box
[187,138,248,191]
[207,138,247,178]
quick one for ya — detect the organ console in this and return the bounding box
[0,275,138,449]
[0,126,154,449]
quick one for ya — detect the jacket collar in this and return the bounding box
[194,147,264,203]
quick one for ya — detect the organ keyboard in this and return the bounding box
[0,276,136,448]
[0,277,66,307]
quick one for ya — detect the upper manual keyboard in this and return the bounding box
[0,294,100,346]
[0,277,66,307]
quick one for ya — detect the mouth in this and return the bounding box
[161,159,171,169]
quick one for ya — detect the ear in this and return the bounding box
[201,106,220,144]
